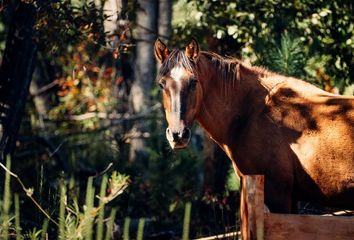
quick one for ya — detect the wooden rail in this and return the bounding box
[240,175,354,240]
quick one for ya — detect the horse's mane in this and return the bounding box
[201,51,240,83]
[202,51,274,79]
[157,49,274,83]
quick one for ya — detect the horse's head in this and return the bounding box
[154,38,203,149]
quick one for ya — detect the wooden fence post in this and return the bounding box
[240,175,264,240]
[240,175,354,240]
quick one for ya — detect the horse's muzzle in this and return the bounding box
[166,127,191,149]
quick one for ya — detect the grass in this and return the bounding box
[123,217,131,240]
[0,156,11,240]
[0,155,129,239]
[0,155,219,239]
[136,218,145,240]
[183,202,192,240]
[96,175,108,240]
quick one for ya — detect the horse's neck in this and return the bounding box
[195,57,273,145]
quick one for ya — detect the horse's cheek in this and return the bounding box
[187,90,201,121]
[163,92,172,123]
[195,85,203,114]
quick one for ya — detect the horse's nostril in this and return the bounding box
[182,127,191,139]
[166,127,191,144]
[172,132,179,142]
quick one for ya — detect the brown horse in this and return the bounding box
[154,38,354,213]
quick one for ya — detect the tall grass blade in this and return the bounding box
[136,218,145,240]
[123,217,131,240]
[83,176,95,240]
[41,218,49,240]
[182,202,192,240]
[96,175,108,240]
[58,184,66,240]
[2,156,12,240]
[14,193,21,240]
[104,208,117,240]
[69,176,78,209]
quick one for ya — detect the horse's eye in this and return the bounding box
[159,80,166,89]
[189,79,198,90]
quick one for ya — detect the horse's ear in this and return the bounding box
[185,38,200,61]
[154,38,170,63]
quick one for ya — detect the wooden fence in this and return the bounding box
[240,175,354,240]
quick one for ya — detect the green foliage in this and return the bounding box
[225,166,240,192]
[35,0,106,55]
[173,0,354,92]
[142,137,202,219]
[58,171,129,240]
[24,228,43,240]
[256,32,306,78]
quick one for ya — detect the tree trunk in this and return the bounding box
[29,65,52,117]
[103,0,124,47]
[128,0,157,162]
[0,2,38,159]
[158,0,172,41]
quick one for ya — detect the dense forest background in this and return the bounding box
[0,0,353,239]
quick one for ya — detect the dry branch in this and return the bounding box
[193,231,240,240]
[46,103,162,122]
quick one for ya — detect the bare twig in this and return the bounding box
[0,161,59,226]
[93,162,114,179]
[48,141,65,158]
[30,80,59,96]
[49,103,162,122]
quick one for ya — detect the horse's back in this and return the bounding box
[265,77,354,208]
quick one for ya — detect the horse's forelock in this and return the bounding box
[157,50,195,80]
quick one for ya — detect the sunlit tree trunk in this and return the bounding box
[103,0,125,47]
[128,0,158,162]
[0,2,38,159]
